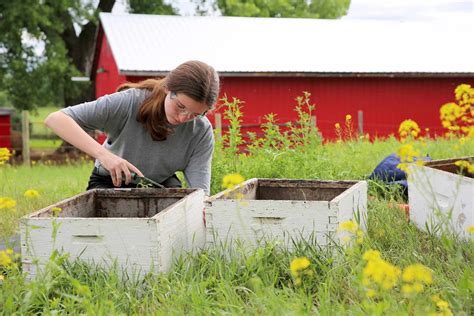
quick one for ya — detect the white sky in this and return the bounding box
[113,0,473,24]
[344,0,473,23]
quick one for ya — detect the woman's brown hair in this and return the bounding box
[117,60,219,141]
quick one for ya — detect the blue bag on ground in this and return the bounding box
[368,153,432,194]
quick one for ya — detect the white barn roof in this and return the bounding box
[99,13,474,76]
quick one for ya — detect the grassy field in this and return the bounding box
[1,135,473,314]
[1,94,473,314]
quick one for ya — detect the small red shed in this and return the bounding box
[91,14,474,140]
[0,108,13,149]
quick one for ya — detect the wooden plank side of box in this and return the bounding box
[20,217,159,278]
[330,180,368,240]
[155,189,205,272]
[408,164,473,240]
[206,199,338,248]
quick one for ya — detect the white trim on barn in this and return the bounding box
[99,13,474,76]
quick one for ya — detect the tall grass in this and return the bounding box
[0,95,473,314]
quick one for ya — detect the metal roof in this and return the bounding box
[99,13,474,76]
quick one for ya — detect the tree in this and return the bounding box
[0,0,178,113]
[215,0,350,18]
[129,0,176,15]
[0,0,116,111]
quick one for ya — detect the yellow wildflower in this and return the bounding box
[222,173,245,190]
[0,197,16,210]
[436,300,449,309]
[467,225,474,234]
[432,297,453,316]
[356,230,364,244]
[0,249,14,267]
[335,123,341,129]
[51,207,62,217]
[338,220,358,233]
[345,114,352,121]
[0,147,12,165]
[413,282,424,293]
[362,250,401,291]
[454,160,474,174]
[401,284,414,294]
[402,263,433,284]
[366,289,377,298]
[397,143,422,172]
[24,189,40,198]
[290,257,310,277]
[341,236,351,244]
[398,119,421,140]
[440,84,474,137]
[363,250,381,262]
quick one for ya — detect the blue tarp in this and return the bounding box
[368,153,432,189]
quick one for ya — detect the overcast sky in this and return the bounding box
[113,0,473,24]
[344,0,472,23]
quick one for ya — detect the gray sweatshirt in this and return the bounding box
[62,88,214,194]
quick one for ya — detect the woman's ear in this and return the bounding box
[163,86,169,94]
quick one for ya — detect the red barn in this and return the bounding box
[92,13,474,140]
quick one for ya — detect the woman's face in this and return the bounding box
[164,91,209,125]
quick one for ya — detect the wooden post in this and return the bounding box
[214,113,222,141]
[21,110,30,166]
[358,110,364,135]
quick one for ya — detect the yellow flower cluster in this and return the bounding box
[290,257,312,286]
[24,189,40,198]
[338,220,364,244]
[398,119,421,140]
[454,160,474,174]
[51,206,63,217]
[440,84,474,137]
[429,295,453,316]
[0,147,12,165]
[396,144,423,172]
[334,114,355,141]
[0,249,14,267]
[362,250,401,296]
[339,220,358,233]
[0,197,16,210]
[401,263,433,295]
[222,173,245,190]
[468,225,474,234]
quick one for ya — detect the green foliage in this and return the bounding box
[0,201,472,313]
[1,92,473,314]
[129,0,178,15]
[216,0,351,18]
[0,1,106,111]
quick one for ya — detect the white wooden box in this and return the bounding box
[20,188,205,278]
[205,179,367,248]
[408,157,473,240]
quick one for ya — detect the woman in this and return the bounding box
[45,60,219,194]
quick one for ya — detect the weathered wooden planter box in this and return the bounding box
[205,179,367,248]
[20,188,205,278]
[408,157,473,240]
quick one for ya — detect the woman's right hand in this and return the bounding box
[97,151,144,187]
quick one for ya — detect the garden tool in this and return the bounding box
[96,164,165,188]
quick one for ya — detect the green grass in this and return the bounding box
[29,106,61,145]
[29,138,62,149]
[1,94,473,314]
[1,136,473,314]
[30,106,61,121]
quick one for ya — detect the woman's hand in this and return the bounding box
[97,151,144,187]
